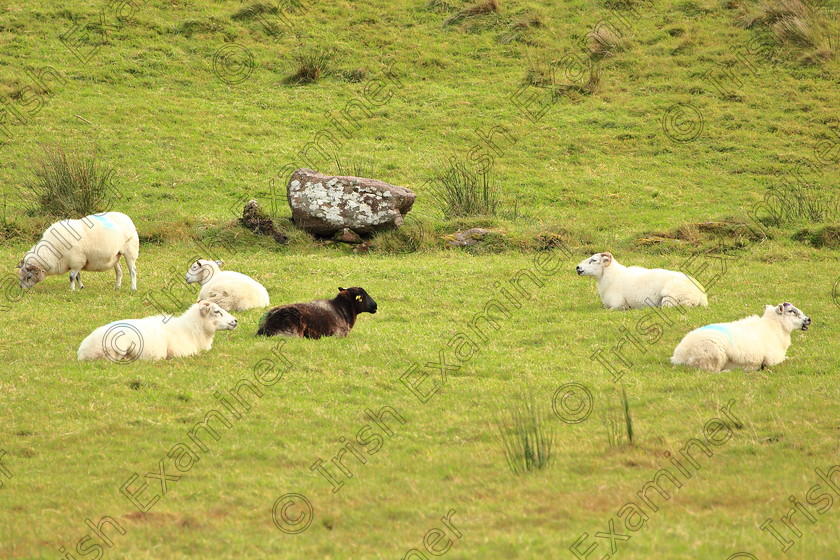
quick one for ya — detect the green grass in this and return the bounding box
[0,0,839,558]
[1,243,838,559]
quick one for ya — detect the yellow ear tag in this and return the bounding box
[356,295,363,302]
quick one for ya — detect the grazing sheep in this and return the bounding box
[185,259,270,311]
[575,252,708,310]
[77,300,238,361]
[257,287,377,339]
[670,302,811,373]
[17,212,139,291]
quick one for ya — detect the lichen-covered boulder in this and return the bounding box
[287,169,416,236]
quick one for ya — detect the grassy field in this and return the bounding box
[1,0,839,559]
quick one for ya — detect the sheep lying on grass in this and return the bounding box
[576,252,708,310]
[671,302,811,373]
[185,259,270,311]
[18,212,139,291]
[78,300,237,361]
[257,287,377,339]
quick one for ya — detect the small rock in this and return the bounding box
[334,228,362,244]
[241,200,288,244]
[448,228,494,247]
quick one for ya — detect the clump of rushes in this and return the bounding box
[24,145,118,217]
[494,392,554,475]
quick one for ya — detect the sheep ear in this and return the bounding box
[338,286,345,292]
[776,303,785,314]
[601,252,613,266]
[198,300,213,316]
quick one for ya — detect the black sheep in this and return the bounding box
[257,287,377,339]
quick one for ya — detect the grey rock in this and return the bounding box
[448,228,495,247]
[287,169,416,236]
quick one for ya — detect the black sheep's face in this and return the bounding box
[338,287,378,314]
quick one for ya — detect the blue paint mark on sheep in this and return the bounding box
[90,214,117,230]
[699,324,735,344]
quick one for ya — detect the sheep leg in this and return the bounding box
[125,255,137,291]
[114,262,123,290]
[69,270,84,290]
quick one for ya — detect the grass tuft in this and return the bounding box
[799,46,833,64]
[339,67,368,83]
[230,2,279,21]
[734,0,836,63]
[285,47,338,84]
[588,25,628,59]
[444,0,499,26]
[173,17,234,39]
[23,146,118,218]
[603,385,635,448]
[734,9,766,28]
[494,392,554,475]
[791,225,840,248]
[428,164,500,218]
[772,15,819,46]
[497,10,544,44]
[762,0,811,23]
[426,0,457,12]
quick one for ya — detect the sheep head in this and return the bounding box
[576,252,613,278]
[198,300,238,331]
[185,259,222,285]
[17,261,46,289]
[767,302,811,332]
[338,286,378,314]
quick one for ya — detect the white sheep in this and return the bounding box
[184,259,270,311]
[77,300,238,361]
[670,302,811,373]
[575,252,708,310]
[17,212,139,291]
